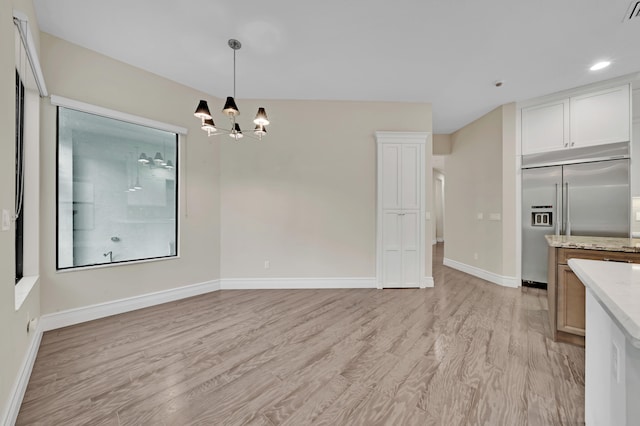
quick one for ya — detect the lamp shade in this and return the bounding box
[223,97,240,117]
[194,100,212,119]
[202,118,216,132]
[254,124,267,136]
[253,107,269,126]
[230,123,243,139]
[138,153,149,164]
[153,152,164,164]
[165,160,174,169]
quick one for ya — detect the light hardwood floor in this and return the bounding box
[17,244,584,425]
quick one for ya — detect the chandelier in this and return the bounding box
[194,39,270,140]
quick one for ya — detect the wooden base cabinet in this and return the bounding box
[556,265,586,337]
[548,247,640,347]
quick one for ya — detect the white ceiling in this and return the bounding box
[33,0,640,134]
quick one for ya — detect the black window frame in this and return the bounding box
[15,69,25,284]
[55,106,180,270]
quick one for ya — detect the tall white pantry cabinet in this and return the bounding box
[376,132,430,289]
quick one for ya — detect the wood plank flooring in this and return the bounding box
[17,244,585,425]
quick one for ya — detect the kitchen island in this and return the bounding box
[569,259,640,426]
[545,235,640,346]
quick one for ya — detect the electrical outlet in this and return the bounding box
[425,212,431,220]
[635,211,640,221]
[489,213,501,221]
[264,260,270,269]
[477,213,483,220]
[473,253,479,260]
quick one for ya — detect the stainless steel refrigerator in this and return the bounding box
[521,143,630,286]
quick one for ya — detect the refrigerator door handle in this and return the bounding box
[565,182,571,236]
[555,183,561,236]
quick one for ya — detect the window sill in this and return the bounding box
[56,254,179,273]
[15,275,39,311]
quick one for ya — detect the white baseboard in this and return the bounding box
[2,324,42,426]
[374,277,434,289]
[220,277,377,290]
[39,279,220,332]
[443,258,519,288]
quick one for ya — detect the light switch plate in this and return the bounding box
[477,213,483,220]
[1,209,10,231]
[489,213,502,221]
[635,211,640,221]
[425,212,431,220]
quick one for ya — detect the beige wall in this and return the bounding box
[0,0,42,422]
[445,106,516,277]
[220,100,432,279]
[433,133,452,155]
[38,33,222,313]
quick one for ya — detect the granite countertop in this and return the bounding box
[545,235,640,252]
[568,259,640,348]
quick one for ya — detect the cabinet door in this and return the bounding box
[401,211,420,287]
[557,265,586,336]
[381,211,421,288]
[571,85,630,147]
[381,143,421,210]
[381,144,401,210]
[382,211,402,287]
[401,145,420,210]
[522,99,569,155]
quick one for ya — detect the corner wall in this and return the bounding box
[444,104,517,285]
[0,0,42,423]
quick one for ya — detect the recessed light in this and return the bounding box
[590,61,611,71]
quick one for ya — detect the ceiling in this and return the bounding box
[33,0,640,134]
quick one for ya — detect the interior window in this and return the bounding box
[56,107,179,269]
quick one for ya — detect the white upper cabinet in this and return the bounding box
[522,99,569,154]
[570,85,630,148]
[380,143,421,210]
[400,144,420,210]
[521,84,631,156]
[381,144,401,210]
